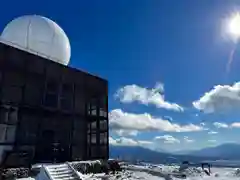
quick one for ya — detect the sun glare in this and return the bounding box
[228,13,240,39]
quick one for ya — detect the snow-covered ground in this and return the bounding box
[17,164,240,180]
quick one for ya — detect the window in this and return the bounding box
[72,146,83,160]
[91,133,96,144]
[61,83,73,95]
[100,133,105,144]
[0,124,6,142]
[91,109,97,116]
[24,84,42,106]
[43,80,59,107]
[74,86,85,114]
[90,121,97,133]
[46,80,58,93]
[87,123,91,133]
[99,96,107,117]
[72,130,85,145]
[3,72,24,87]
[44,93,58,108]
[8,108,18,125]
[91,121,97,129]
[1,86,22,103]
[91,146,98,158]
[59,83,73,111]
[87,134,90,144]
[73,119,85,131]
[100,120,108,131]
[87,98,98,116]
[100,146,108,156]
[5,125,16,142]
[0,106,18,125]
[104,132,108,144]
[18,114,38,143]
[0,108,8,124]
[60,98,72,111]
[100,108,107,117]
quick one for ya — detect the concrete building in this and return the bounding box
[0,15,108,165]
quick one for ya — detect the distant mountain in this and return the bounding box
[109,145,219,164]
[173,150,192,155]
[187,143,240,159]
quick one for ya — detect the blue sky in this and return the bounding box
[2,0,240,151]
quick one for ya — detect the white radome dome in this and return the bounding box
[0,15,71,65]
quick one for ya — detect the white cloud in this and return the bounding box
[109,137,152,147]
[109,109,204,133]
[213,122,229,128]
[113,129,138,136]
[193,82,240,113]
[208,131,218,134]
[154,135,180,144]
[183,136,195,143]
[231,122,240,128]
[115,82,184,112]
[212,122,240,129]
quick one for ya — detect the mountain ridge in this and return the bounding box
[110,143,240,163]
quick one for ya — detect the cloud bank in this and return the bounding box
[193,82,240,113]
[115,82,184,112]
[109,109,204,135]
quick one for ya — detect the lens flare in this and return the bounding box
[225,13,240,74]
[228,13,240,38]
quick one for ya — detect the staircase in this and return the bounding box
[36,163,82,180]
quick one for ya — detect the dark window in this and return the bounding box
[91,146,98,158]
[72,146,83,160]
[1,86,22,103]
[91,121,97,130]
[0,125,6,142]
[91,133,96,144]
[60,98,72,111]
[44,80,59,108]
[44,93,58,108]
[100,146,108,157]
[104,132,108,144]
[100,108,107,117]
[4,125,16,142]
[72,130,85,145]
[87,134,90,145]
[3,72,23,87]
[18,115,38,143]
[100,132,108,144]
[99,96,107,117]
[0,108,8,124]
[100,133,105,144]
[46,80,58,93]
[87,98,98,116]
[87,123,91,134]
[61,83,73,95]
[8,108,18,125]
[73,119,85,130]
[24,84,42,106]
[100,120,108,131]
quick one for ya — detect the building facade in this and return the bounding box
[0,42,108,164]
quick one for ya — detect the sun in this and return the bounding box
[228,13,240,39]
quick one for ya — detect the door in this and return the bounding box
[35,130,55,162]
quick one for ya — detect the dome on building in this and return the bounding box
[0,15,71,65]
